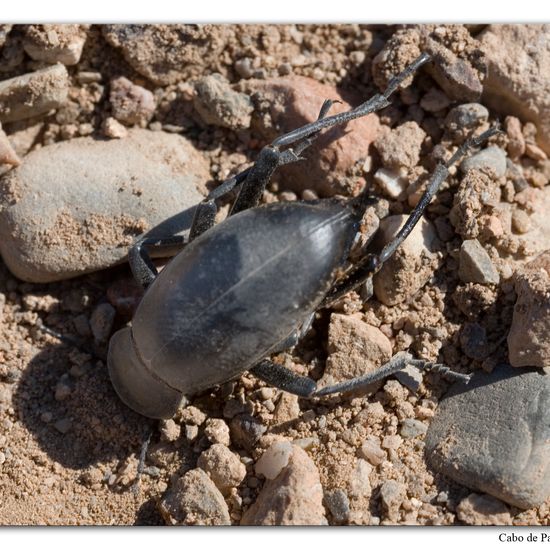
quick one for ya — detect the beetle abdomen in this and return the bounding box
[132,200,359,394]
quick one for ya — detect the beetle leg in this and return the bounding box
[310,352,471,398]
[271,53,431,149]
[250,359,317,397]
[129,235,187,288]
[321,126,502,307]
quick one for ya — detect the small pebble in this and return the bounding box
[379,480,406,522]
[203,418,231,446]
[102,117,128,139]
[230,414,267,451]
[445,103,489,133]
[460,322,490,361]
[458,240,500,285]
[110,76,156,126]
[348,459,373,500]
[374,168,407,199]
[511,209,531,234]
[324,489,350,524]
[0,65,69,123]
[358,437,386,466]
[505,116,526,159]
[178,406,206,426]
[420,88,451,112]
[159,468,230,525]
[160,419,181,443]
[23,25,86,65]
[394,364,424,392]
[460,146,507,179]
[90,303,116,343]
[255,440,292,480]
[194,73,253,130]
[197,444,246,495]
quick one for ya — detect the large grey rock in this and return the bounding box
[0,129,208,282]
[425,365,550,509]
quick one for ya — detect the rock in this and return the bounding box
[102,117,128,139]
[373,214,439,306]
[23,25,87,66]
[504,116,526,160]
[425,364,550,509]
[394,364,424,392]
[159,419,180,443]
[348,459,372,500]
[194,74,253,130]
[373,121,426,171]
[422,35,484,102]
[244,76,380,195]
[508,251,550,368]
[460,322,490,361]
[89,303,116,343]
[419,88,451,113]
[323,489,350,524]
[511,209,531,234]
[319,314,392,389]
[399,418,427,439]
[102,24,230,85]
[372,27,484,102]
[458,240,500,285]
[373,168,407,199]
[178,406,206,426]
[480,24,550,155]
[450,169,500,239]
[197,444,246,495]
[0,129,207,282]
[358,436,386,466]
[230,414,267,451]
[109,77,156,126]
[203,418,231,446]
[272,392,300,424]
[460,146,507,179]
[0,65,69,123]
[255,440,293,480]
[379,480,406,522]
[0,123,20,167]
[241,443,326,525]
[445,103,489,136]
[456,493,512,525]
[158,468,230,525]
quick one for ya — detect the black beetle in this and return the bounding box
[107,53,497,419]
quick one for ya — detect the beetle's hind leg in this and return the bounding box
[250,351,471,399]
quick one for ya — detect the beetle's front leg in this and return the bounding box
[129,235,187,289]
